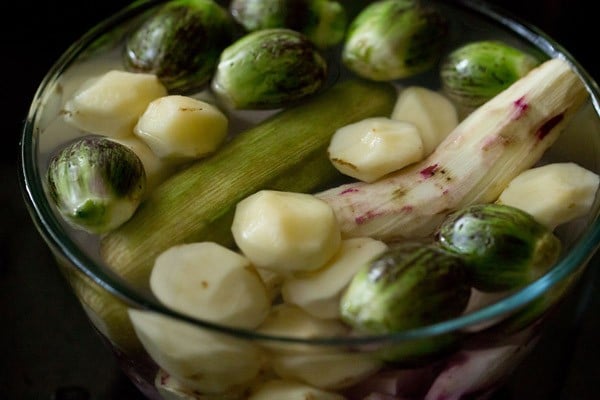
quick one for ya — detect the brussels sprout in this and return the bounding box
[340,242,471,334]
[211,28,328,109]
[342,0,448,81]
[440,40,540,113]
[436,203,561,292]
[46,136,146,234]
[229,0,348,48]
[123,0,237,94]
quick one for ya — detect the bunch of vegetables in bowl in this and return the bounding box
[20,0,600,399]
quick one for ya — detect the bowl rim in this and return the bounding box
[19,0,600,346]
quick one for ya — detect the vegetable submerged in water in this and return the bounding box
[436,203,561,292]
[123,0,237,94]
[342,0,448,81]
[340,242,471,334]
[212,28,328,109]
[47,136,146,234]
[440,40,540,115]
[316,58,588,241]
[101,79,396,287]
[229,0,348,48]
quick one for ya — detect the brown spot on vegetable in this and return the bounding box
[179,107,202,112]
[331,158,357,170]
[201,280,208,288]
[393,187,407,198]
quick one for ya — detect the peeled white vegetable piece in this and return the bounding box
[248,379,346,400]
[155,369,243,400]
[497,162,600,229]
[270,351,382,390]
[316,58,588,240]
[282,237,388,319]
[257,304,348,351]
[134,95,228,160]
[328,117,424,183]
[391,86,459,155]
[150,242,270,329]
[129,310,264,394]
[257,305,381,390]
[63,70,167,138]
[231,190,342,274]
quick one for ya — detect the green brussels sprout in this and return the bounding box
[436,203,561,292]
[440,40,541,113]
[123,0,237,94]
[211,28,328,109]
[229,0,348,48]
[340,242,471,334]
[46,136,146,234]
[342,0,448,81]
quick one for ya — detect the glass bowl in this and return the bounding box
[19,0,600,399]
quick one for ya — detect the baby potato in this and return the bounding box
[497,162,600,229]
[328,117,424,183]
[248,379,345,400]
[134,95,228,160]
[231,190,342,275]
[256,305,381,390]
[150,242,270,329]
[63,70,167,138]
[391,86,458,155]
[129,310,264,394]
[282,237,388,319]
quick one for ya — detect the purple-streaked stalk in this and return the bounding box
[316,58,588,240]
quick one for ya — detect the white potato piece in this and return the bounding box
[63,70,167,137]
[328,117,424,183]
[129,310,264,394]
[391,86,458,155]
[282,237,388,319]
[248,379,345,400]
[135,95,228,160]
[256,267,285,302]
[256,305,381,389]
[155,369,243,400]
[109,136,176,192]
[497,162,600,229]
[270,351,381,390]
[231,190,342,274]
[257,304,348,353]
[150,242,270,329]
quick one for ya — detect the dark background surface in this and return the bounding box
[1,0,599,399]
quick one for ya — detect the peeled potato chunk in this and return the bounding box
[257,304,348,350]
[155,369,243,400]
[328,117,424,183]
[134,95,228,160]
[270,351,381,390]
[129,310,264,394]
[231,190,342,274]
[248,379,345,400]
[256,305,381,390]
[497,162,600,229]
[63,70,167,138]
[150,242,270,329]
[391,86,458,155]
[282,237,388,319]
